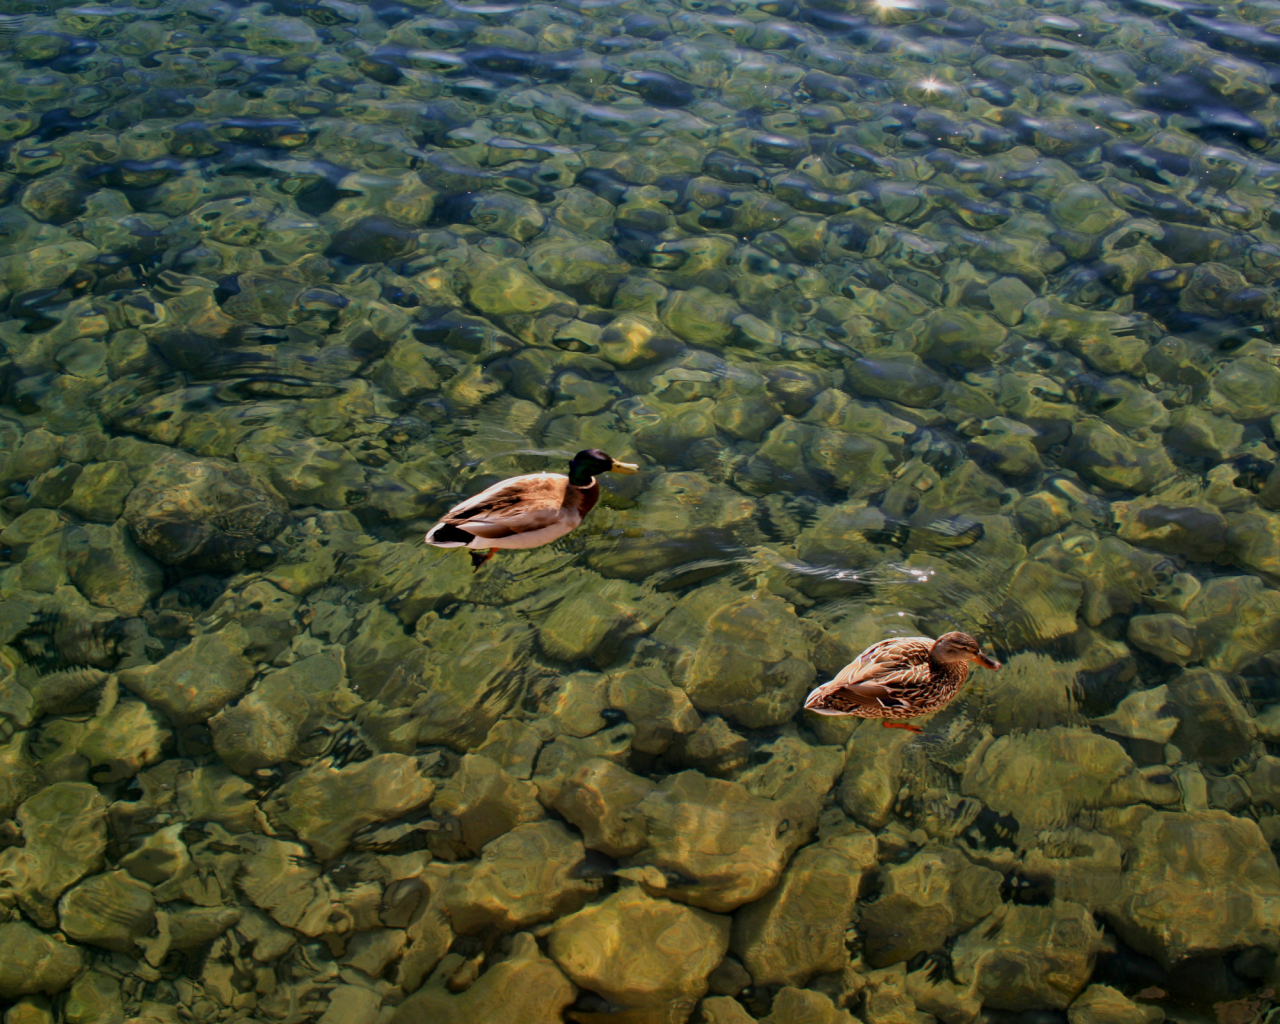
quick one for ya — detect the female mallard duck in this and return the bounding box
[803,631,1000,732]
[425,449,638,570]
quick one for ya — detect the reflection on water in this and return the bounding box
[4,0,1280,1018]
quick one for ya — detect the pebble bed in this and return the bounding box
[4,0,1280,1020]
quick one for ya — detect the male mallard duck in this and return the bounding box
[802,631,1000,732]
[425,449,639,570]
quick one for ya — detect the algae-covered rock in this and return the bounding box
[627,771,808,913]
[264,753,437,860]
[0,921,82,998]
[468,260,561,316]
[1209,356,1280,421]
[1022,829,1126,912]
[62,970,123,1024]
[237,435,368,510]
[1185,575,1280,672]
[598,313,683,369]
[1227,508,1280,582]
[1105,810,1280,966]
[731,830,877,986]
[1164,407,1243,462]
[537,576,672,667]
[967,416,1043,477]
[118,824,191,886]
[60,461,133,522]
[761,988,858,1024]
[922,308,1009,369]
[970,651,1083,735]
[1091,685,1179,745]
[666,716,751,778]
[549,887,730,1022]
[1126,614,1202,666]
[0,731,40,818]
[845,353,946,407]
[953,901,1103,1010]
[1022,297,1147,375]
[235,833,350,937]
[1114,498,1227,562]
[393,606,533,751]
[652,583,814,729]
[661,286,740,348]
[700,997,757,1024]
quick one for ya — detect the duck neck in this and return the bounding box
[567,467,598,488]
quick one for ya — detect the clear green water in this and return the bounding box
[4,0,1280,1020]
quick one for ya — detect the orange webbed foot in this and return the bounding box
[469,549,496,572]
[882,721,923,733]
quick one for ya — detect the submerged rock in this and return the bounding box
[961,727,1179,836]
[1165,669,1256,766]
[1091,685,1179,745]
[118,624,256,728]
[1063,419,1174,493]
[652,583,815,729]
[1068,984,1164,1024]
[549,887,730,1023]
[0,781,106,927]
[210,651,359,774]
[838,722,916,829]
[123,454,286,572]
[0,920,82,998]
[731,829,877,986]
[388,932,575,1024]
[58,869,156,954]
[584,473,757,580]
[604,667,701,755]
[1105,811,1280,966]
[537,576,672,667]
[264,753,438,860]
[953,901,1104,1010]
[552,758,654,858]
[429,753,543,857]
[626,771,809,913]
[859,847,1003,969]
[444,821,599,933]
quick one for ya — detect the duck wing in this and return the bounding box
[839,637,935,688]
[805,637,935,713]
[436,473,571,539]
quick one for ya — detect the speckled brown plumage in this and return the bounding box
[803,631,1000,729]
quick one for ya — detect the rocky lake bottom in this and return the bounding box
[6,0,1280,1019]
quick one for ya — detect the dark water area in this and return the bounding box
[3,0,1280,1020]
